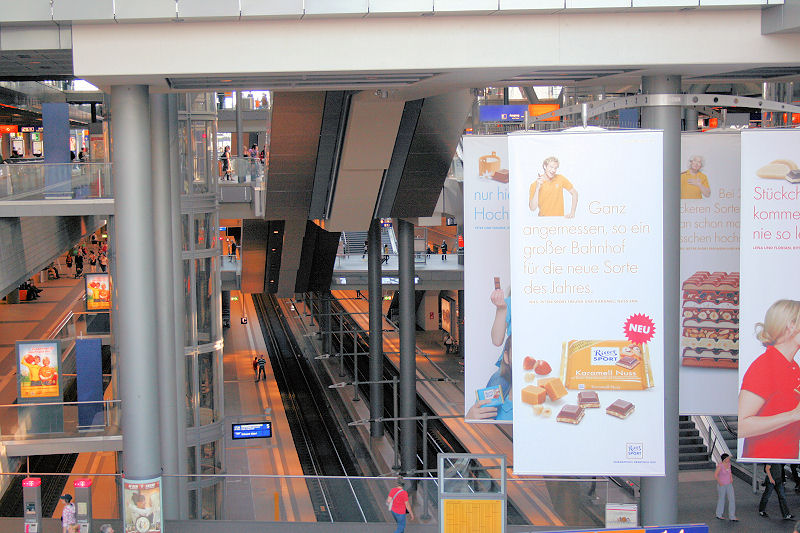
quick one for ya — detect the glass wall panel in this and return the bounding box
[187,446,196,482]
[185,355,195,428]
[189,93,212,113]
[191,122,211,193]
[194,213,214,250]
[183,260,192,344]
[198,351,215,425]
[182,214,190,252]
[188,489,197,520]
[200,440,219,474]
[195,257,213,343]
[201,483,218,520]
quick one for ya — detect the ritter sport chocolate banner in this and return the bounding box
[679,132,741,416]
[508,130,665,476]
[463,135,513,424]
[738,128,800,464]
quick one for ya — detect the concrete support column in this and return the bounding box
[235,91,244,157]
[457,290,465,359]
[368,219,384,438]
[684,109,698,131]
[640,75,681,526]
[167,94,189,519]
[111,85,162,480]
[397,219,417,474]
[150,93,180,519]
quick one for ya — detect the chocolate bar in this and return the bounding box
[491,169,509,183]
[556,404,585,424]
[616,356,640,370]
[606,399,635,419]
[577,391,600,408]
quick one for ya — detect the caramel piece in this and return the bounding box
[538,377,568,401]
[521,385,547,405]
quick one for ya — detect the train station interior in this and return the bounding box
[2,2,800,532]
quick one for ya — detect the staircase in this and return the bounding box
[342,229,394,256]
[714,415,754,483]
[679,416,714,471]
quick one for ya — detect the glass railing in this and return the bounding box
[0,162,112,201]
[0,399,121,439]
[0,473,621,528]
[218,156,265,183]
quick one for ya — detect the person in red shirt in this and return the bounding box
[386,476,414,533]
[739,299,800,460]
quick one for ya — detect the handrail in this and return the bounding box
[694,414,731,464]
[0,399,120,408]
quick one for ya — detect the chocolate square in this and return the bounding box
[556,404,585,425]
[606,399,635,419]
[577,391,600,408]
[616,356,640,370]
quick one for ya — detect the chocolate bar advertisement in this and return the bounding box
[737,129,800,464]
[463,135,513,424]
[508,130,665,476]
[123,477,163,533]
[679,132,741,415]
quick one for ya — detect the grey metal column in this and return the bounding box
[322,292,332,355]
[397,219,416,474]
[111,85,162,479]
[235,91,244,157]
[640,74,680,526]
[457,290,465,360]
[167,94,189,519]
[150,93,179,518]
[368,219,384,437]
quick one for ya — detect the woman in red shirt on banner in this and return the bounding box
[386,476,414,533]
[739,299,800,460]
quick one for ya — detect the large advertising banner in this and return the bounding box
[85,272,111,311]
[738,129,800,463]
[16,340,61,400]
[463,135,513,423]
[679,132,741,415]
[123,477,163,533]
[509,130,665,476]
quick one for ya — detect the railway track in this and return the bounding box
[251,293,383,522]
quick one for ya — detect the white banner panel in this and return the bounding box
[509,130,665,476]
[463,135,513,423]
[679,132,741,415]
[738,129,800,463]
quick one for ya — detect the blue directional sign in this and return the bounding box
[232,421,272,440]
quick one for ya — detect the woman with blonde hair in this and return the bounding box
[739,299,800,459]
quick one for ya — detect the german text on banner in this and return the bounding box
[509,130,665,476]
[679,132,741,415]
[737,129,800,464]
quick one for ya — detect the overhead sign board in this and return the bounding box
[232,421,272,440]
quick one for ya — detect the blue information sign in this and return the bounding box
[232,421,272,440]
[479,105,528,122]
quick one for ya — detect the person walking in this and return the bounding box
[221,146,231,180]
[362,240,368,260]
[382,244,389,264]
[60,493,76,533]
[231,240,237,260]
[386,476,414,533]
[759,463,794,520]
[714,453,737,521]
[74,252,84,278]
[99,253,108,273]
[440,240,448,261]
[255,354,267,382]
[65,253,73,275]
[88,251,97,273]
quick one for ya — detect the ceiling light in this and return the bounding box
[221,79,232,83]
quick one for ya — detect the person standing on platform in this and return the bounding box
[382,244,389,265]
[221,146,231,180]
[99,253,108,273]
[65,254,73,275]
[231,240,237,260]
[74,252,84,278]
[714,453,737,521]
[88,251,97,273]
[759,463,794,520]
[440,240,448,261]
[387,476,413,533]
[60,494,76,533]
[362,240,368,260]
[255,354,267,382]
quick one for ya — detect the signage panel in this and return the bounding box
[85,273,111,311]
[737,129,800,463]
[441,297,453,335]
[678,132,741,415]
[463,136,512,424]
[123,477,162,533]
[509,130,665,476]
[479,105,528,122]
[16,340,61,400]
[232,421,272,439]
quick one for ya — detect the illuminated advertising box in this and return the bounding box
[463,136,512,424]
[679,132,741,415]
[479,105,528,122]
[737,129,800,464]
[16,340,62,400]
[85,273,112,311]
[441,297,453,336]
[123,477,162,533]
[232,421,272,440]
[528,104,561,122]
[509,130,665,476]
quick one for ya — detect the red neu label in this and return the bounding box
[624,313,655,344]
